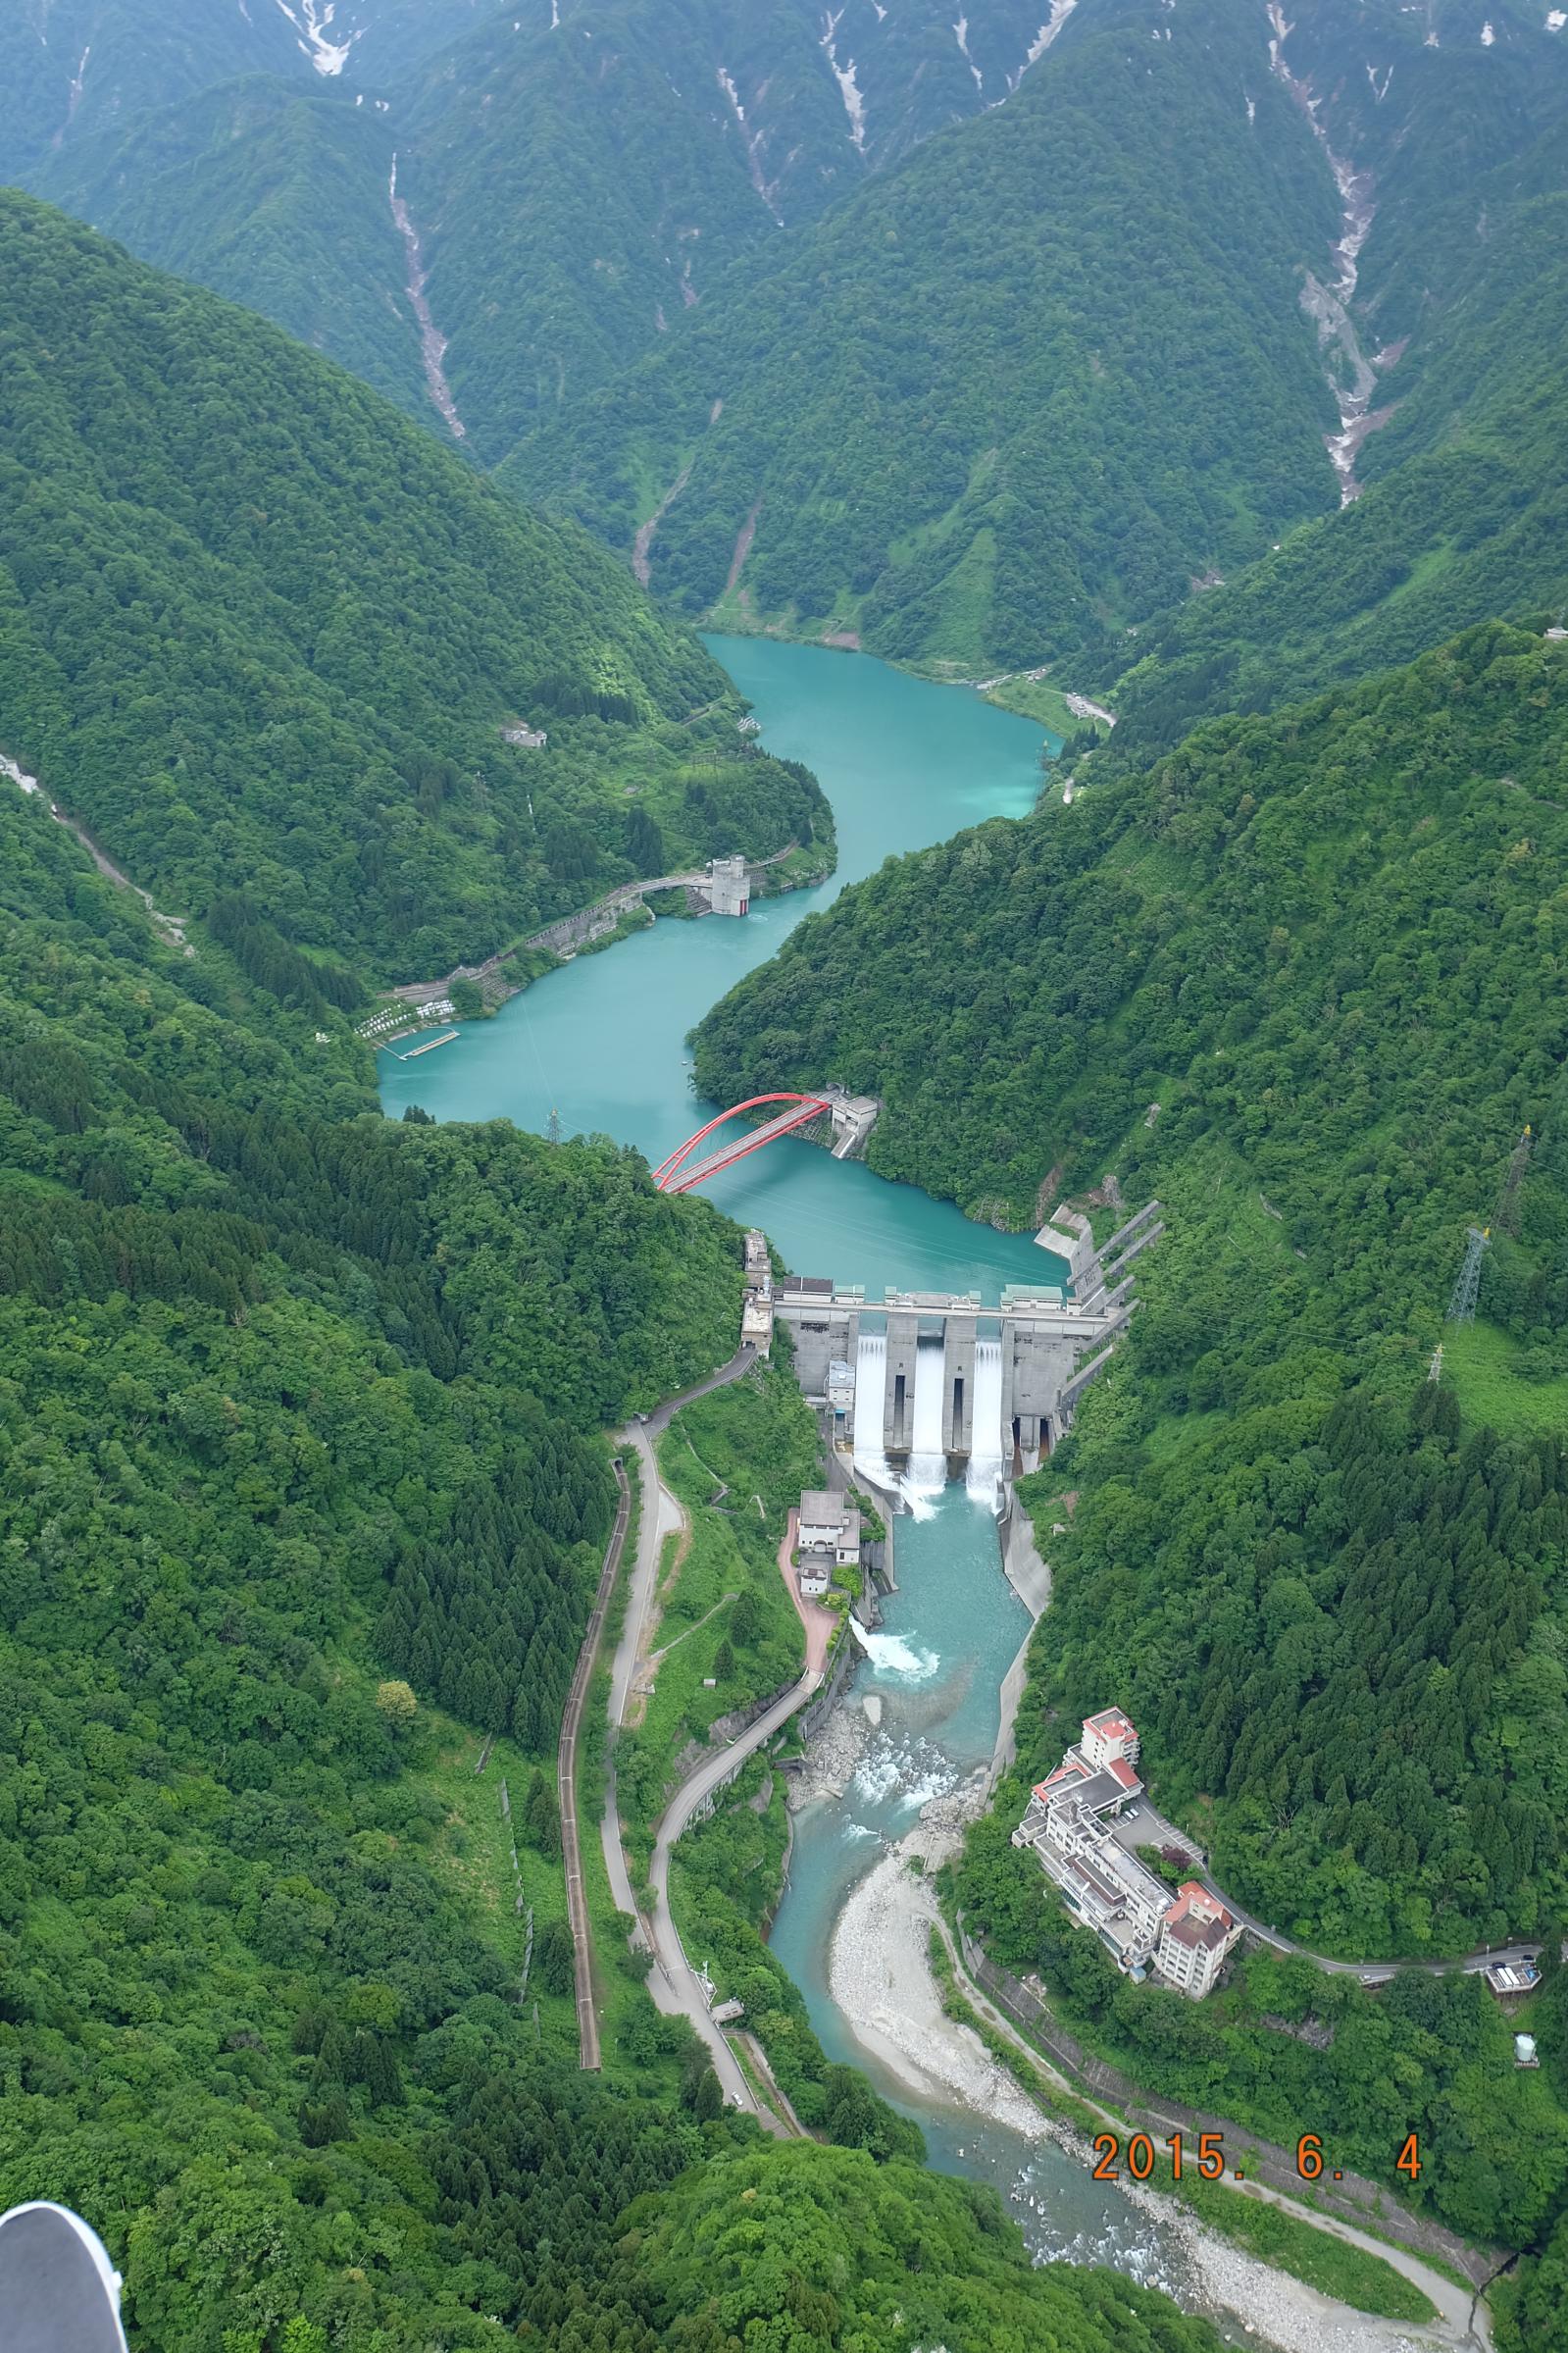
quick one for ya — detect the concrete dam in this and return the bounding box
[774,1201,1163,1491]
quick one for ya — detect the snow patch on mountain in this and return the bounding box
[821,9,868,152]
[718,65,784,221]
[1010,1,1078,90]
[272,0,359,76]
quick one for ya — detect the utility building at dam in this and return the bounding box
[774,1199,1161,1477]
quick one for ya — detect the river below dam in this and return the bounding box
[379,639,1258,2331]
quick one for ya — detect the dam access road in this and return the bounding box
[571,1339,822,2124]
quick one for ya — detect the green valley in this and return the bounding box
[7,3,1568,2345]
[0,194,830,984]
[691,618,1568,2319]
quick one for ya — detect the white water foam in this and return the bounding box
[850,1729,955,1808]
[849,1622,940,1686]
[852,1329,893,1488]
[966,1336,1005,1509]
[903,1334,948,1513]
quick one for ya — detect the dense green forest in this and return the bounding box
[7,0,1057,466]
[0,0,484,182]
[0,0,303,178]
[0,194,830,983]
[0,292,1215,2334]
[548,2140,1218,2352]
[0,779,715,2337]
[397,0,1078,463]
[10,2,1568,2337]
[511,0,1341,670]
[33,78,425,422]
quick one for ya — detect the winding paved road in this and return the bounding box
[1102,1803,1541,1985]
[565,1339,809,2114]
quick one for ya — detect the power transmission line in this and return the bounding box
[1492,1125,1533,1236]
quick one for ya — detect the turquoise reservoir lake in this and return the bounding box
[380,637,1053,1299]
[381,637,1205,2312]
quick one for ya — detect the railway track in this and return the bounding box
[557,1455,632,2071]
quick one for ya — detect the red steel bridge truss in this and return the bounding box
[651,1094,832,1195]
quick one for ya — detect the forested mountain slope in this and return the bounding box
[0,194,829,983]
[397,0,1080,460]
[509,0,1344,671]
[0,758,738,2340]
[1098,4,1568,743]
[695,621,1568,1960]
[1260,0,1566,349]
[553,2140,1217,2351]
[0,0,305,176]
[9,0,1073,463]
[0,665,1218,2353]
[0,0,486,179]
[31,78,424,419]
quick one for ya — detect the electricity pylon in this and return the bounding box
[1446,1226,1489,1325]
[1446,1127,1533,1323]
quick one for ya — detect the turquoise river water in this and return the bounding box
[381,638,1203,2310]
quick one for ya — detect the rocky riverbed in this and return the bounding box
[786,1685,878,1807]
[827,1804,1475,2353]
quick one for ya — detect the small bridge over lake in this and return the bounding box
[653,1088,878,1193]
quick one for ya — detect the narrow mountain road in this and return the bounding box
[646,1662,822,2114]
[575,1339,804,2116]
[1100,1804,1540,1984]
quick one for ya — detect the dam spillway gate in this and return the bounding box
[773,1200,1162,1476]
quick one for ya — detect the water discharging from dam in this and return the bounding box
[966,1335,1006,1509]
[904,1334,949,1511]
[851,1331,891,1488]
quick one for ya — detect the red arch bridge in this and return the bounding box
[652,1095,833,1195]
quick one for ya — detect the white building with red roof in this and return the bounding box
[1155,1882,1242,1999]
[1080,1707,1140,1773]
[1012,1713,1240,1999]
